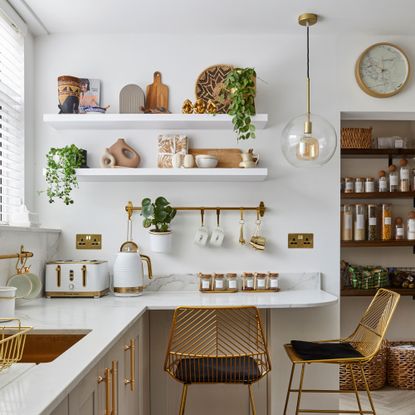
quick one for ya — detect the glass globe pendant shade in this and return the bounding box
[281,112,337,167]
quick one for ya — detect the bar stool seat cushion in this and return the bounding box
[291,340,363,361]
[175,356,261,383]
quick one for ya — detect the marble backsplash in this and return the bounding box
[145,272,321,292]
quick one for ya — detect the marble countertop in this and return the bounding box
[0,285,337,415]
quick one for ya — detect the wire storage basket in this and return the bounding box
[0,318,32,372]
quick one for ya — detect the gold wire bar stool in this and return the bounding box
[164,306,271,415]
[283,288,400,415]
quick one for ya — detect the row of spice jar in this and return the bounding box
[198,272,279,292]
[341,159,413,193]
[341,204,415,241]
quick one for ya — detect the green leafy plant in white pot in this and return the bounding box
[141,197,177,253]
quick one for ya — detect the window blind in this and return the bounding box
[0,10,24,224]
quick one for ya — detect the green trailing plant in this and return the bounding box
[141,197,177,232]
[45,144,85,205]
[223,67,257,140]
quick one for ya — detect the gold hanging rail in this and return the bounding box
[125,201,266,220]
[0,245,33,262]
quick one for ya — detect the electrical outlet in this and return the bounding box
[288,233,314,249]
[76,234,102,250]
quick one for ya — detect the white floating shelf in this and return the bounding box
[76,168,268,182]
[43,113,268,130]
[341,111,415,121]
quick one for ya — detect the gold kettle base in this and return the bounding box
[113,286,143,296]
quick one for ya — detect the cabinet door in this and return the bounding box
[69,366,99,415]
[50,397,69,415]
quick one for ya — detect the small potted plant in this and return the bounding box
[44,144,87,205]
[141,197,177,253]
[222,67,257,140]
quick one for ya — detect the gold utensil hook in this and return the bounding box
[239,208,246,245]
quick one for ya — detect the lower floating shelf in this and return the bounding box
[341,240,415,248]
[76,168,268,182]
[341,287,415,297]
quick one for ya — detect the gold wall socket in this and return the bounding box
[288,233,314,249]
[76,234,102,250]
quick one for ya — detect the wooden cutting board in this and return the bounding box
[145,71,169,112]
[189,148,241,168]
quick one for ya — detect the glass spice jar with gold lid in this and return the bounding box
[268,272,279,290]
[242,272,255,290]
[199,273,212,292]
[254,273,268,290]
[213,273,226,291]
[344,177,355,193]
[226,273,238,290]
[355,178,365,193]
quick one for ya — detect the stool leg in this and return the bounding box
[248,384,256,415]
[349,364,363,414]
[283,363,295,415]
[179,384,188,415]
[295,364,306,415]
[359,366,376,415]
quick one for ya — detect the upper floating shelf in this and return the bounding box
[43,113,268,130]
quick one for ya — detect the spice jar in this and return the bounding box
[395,217,405,240]
[341,205,353,241]
[242,272,255,290]
[255,273,268,290]
[365,177,375,193]
[388,164,399,192]
[268,273,279,290]
[344,177,354,193]
[367,204,377,241]
[378,170,388,192]
[381,203,392,240]
[226,273,238,290]
[399,159,410,192]
[199,273,212,292]
[407,211,415,240]
[355,178,365,193]
[354,204,366,241]
[213,273,226,291]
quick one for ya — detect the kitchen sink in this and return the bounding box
[18,331,90,363]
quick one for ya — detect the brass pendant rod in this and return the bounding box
[0,245,33,261]
[125,201,266,218]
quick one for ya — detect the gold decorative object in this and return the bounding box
[283,288,400,415]
[164,306,271,415]
[206,99,217,114]
[181,99,193,114]
[193,98,206,114]
[0,245,33,262]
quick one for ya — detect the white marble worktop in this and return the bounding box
[0,277,337,415]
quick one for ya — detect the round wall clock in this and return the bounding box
[355,43,410,98]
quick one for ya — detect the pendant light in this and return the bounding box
[281,13,337,167]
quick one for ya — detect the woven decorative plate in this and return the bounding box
[195,64,233,113]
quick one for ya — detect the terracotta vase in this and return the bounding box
[108,138,140,168]
[58,75,80,114]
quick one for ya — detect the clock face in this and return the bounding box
[356,43,410,97]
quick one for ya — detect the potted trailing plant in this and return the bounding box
[45,144,87,205]
[141,196,177,253]
[222,67,257,140]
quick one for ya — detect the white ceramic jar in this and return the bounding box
[0,287,17,317]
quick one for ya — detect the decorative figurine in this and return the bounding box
[100,148,116,168]
[206,99,217,114]
[182,99,193,114]
[107,138,141,168]
[58,75,80,114]
[193,98,206,114]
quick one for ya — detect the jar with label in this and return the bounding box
[378,170,388,192]
[367,204,377,241]
[395,217,405,240]
[213,273,226,291]
[341,205,353,241]
[365,177,375,193]
[388,164,399,192]
[199,273,212,292]
[355,178,365,193]
[354,204,366,241]
[344,177,354,193]
[226,273,238,290]
[399,159,410,192]
[268,273,279,290]
[407,212,415,240]
[382,203,392,240]
[255,273,268,290]
[242,272,255,290]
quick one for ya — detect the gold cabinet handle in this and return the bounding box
[97,368,111,415]
[124,338,136,391]
[56,265,61,287]
[112,360,118,415]
[81,265,87,287]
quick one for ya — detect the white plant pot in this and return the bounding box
[149,230,172,253]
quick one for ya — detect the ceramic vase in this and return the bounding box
[149,230,172,253]
[58,75,80,114]
[108,138,140,168]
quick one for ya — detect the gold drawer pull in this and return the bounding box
[124,338,136,391]
[112,360,118,415]
[56,265,61,287]
[82,265,87,287]
[97,368,111,415]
